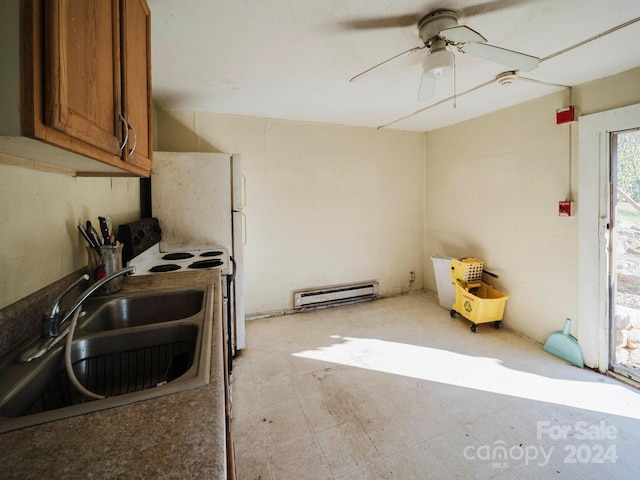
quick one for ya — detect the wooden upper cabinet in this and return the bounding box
[0,0,152,176]
[120,0,152,172]
[44,0,123,158]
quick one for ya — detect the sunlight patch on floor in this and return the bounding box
[293,336,640,419]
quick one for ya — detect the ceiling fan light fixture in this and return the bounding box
[422,47,454,79]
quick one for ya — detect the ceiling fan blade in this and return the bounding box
[350,46,424,83]
[459,0,532,18]
[440,25,487,44]
[417,74,437,101]
[339,1,532,31]
[340,14,419,30]
[462,42,540,71]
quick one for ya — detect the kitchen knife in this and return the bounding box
[98,216,111,246]
[78,224,101,252]
[105,215,115,245]
[87,221,102,248]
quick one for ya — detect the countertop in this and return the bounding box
[0,270,227,479]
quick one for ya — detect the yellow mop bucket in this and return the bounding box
[450,279,509,333]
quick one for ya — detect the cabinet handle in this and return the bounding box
[118,114,129,152]
[127,123,138,156]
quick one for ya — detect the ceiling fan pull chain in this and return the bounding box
[451,45,457,109]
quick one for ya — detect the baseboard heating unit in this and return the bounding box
[293,280,379,310]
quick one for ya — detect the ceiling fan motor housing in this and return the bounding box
[418,10,458,44]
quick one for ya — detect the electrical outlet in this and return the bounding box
[410,271,416,282]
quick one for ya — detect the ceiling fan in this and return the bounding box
[349,10,540,100]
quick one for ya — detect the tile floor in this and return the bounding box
[230,292,640,479]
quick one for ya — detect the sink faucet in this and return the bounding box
[42,266,136,338]
[17,266,136,363]
[40,274,90,337]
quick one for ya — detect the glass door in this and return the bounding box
[610,129,640,383]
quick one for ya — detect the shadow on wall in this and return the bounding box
[437,239,488,262]
[154,109,222,153]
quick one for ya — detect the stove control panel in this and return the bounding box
[118,218,162,263]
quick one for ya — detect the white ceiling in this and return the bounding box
[149,0,640,132]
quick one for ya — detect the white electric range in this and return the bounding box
[117,217,231,276]
[127,242,231,277]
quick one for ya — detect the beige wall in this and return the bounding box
[0,163,140,309]
[156,111,426,316]
[2,64,633,357]
[424,67,640,348]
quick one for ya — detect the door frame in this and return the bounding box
[609,130,640,383]
[578,103,640,371]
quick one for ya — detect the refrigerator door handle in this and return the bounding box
[231,154,244,210]
[242,174,247,209]
[241,212,247,245]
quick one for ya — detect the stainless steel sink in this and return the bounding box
[0,284,213,433]
[80,289,205,333]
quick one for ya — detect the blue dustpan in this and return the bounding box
[543,319,584,368]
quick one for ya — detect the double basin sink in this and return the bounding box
[0,284,214,433]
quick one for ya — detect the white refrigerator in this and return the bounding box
[151,151,246,351]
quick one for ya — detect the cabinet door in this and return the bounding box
[120,0,152,171]
[43,0,123,156]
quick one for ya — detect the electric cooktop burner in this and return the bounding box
[199,251,224,257]
[162,252,195,261]
[188,259,224,269]
[149,264,182,273]
[127,241,231,276]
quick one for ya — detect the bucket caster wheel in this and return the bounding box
[449,310,456,318]
[470,324,478,333]
[493,321,501,329]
